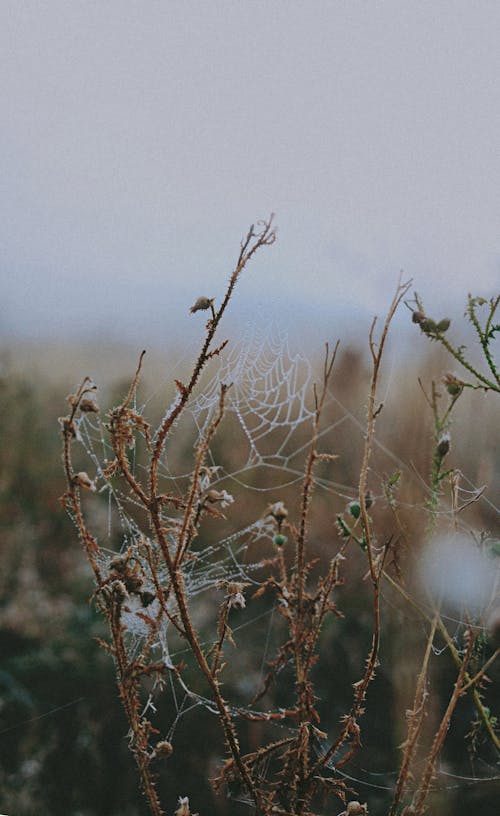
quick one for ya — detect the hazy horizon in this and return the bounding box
[2,2,500,345]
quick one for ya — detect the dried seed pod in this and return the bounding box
[79,398,99,413]
[364,490,374,509]
[346,802,368,815]
[109,555,129,574]
[154,740,173,759]
[189,296,214,314]
[140,590,156,607]
[437,433,450,457]
[59,416,77,438]
[111,580,128,603]
[204,488,234,508]
[125,574,144,594]
[224,581,248,609]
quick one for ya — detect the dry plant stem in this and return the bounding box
[149,513,261,810]
[110,350,151,507]
[460,646,500,693]
[419,379,460,525]
[211,600,231,676]
[411,628,477,815]
[312,279,411,778]
[149,216,276,500]
[482,294,500,383]
[61,382,164,816]
[436,332,499,392]
[173,383,230,569]
[295,342,338,626]
[303,545,348,677]
[140,220,276,813]
[383,571,500,755]
[389,613,438,816]
[62,218,276,816]
[285,342,339,811]
[360,278,412,583]
[414,290,500,392]
[108,605,165,816]
[61,378,103,579]
[141,219,274,810]
[467,294,500,387]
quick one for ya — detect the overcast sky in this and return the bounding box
[2,1,500,348]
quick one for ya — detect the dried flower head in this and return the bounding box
[198,465,222,491]
[204,488,234,509]
[111,580,128,603]
[101,579,128,605]
[109,554,129,574]
[189,296,214,314]
[267,501,288,530]
[228,582,248,609]
[175,796,191,816]
[79,398,100,413]
[345,802,368,815]
[72,471,96,492]
[442,372,464,397]
[218,581,249,610]
[125,574,144,594]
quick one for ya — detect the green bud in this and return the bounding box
[336,515,351,538]
[437,318,451,332]
[442,373,463,397]
[420,318,437,334]
[273,534,287,547]
[348,501,361,519]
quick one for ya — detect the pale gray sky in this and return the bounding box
[2,1,500,346]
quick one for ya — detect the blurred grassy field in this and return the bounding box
[0,335,499,815]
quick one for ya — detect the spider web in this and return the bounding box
[75,322,317,689]
[71,320,499,806]
[188,322,314,468]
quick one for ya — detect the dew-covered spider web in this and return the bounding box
[69,318,500,805]
[73,322,318,670]
[188,322,314,467]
